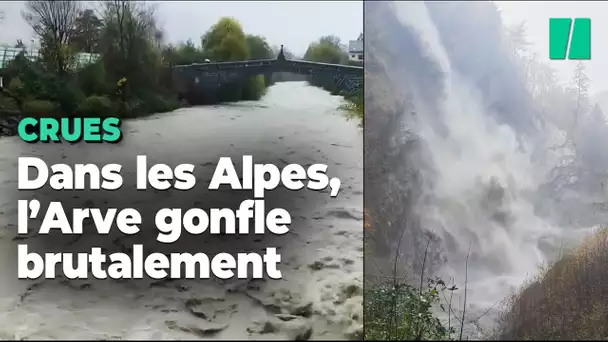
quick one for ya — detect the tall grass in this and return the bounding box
[492,226,608,340]
[338,89,363,127]
[365,277,456,340]
[364,213,482,341]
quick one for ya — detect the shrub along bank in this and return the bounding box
[0,2,275,118]
[0,1,362,124]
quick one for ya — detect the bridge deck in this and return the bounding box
[173,58,363,72]
[172,48,363,97]
[174,58,276,70]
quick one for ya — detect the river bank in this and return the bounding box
[0,75,362,139]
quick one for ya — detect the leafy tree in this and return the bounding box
[319,35,342,49]
[76,61,109,96]
[201,17,249,62]
[198,17,271,103]
[303,35,350,95]
[169,39,206,65]
[71,9,103,53]
[304,35,348,64]
[246,35,273,86]
[246,35,272,60]
[1,5,359,116]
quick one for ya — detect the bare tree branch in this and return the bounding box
[22,1,81,75]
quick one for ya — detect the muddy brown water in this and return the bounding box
[0,82,363,340]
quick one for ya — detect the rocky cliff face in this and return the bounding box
[364,1,444,280]
[364,0,541,282]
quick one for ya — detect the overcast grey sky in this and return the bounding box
[497,1,608,96]
[0,1,363,58]
[5,1,606,95]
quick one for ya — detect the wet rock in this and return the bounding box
[184,297,235,323]
[282,319,313,340]
[244,292,282,314]
[326,209,363,221]
[344,324,363,340]
[340,282,362,301]
[294,327,313,340]
[308,258,341,271]
[290,302,313,318]
[275,313,298,321]
[58,279,93,291]
[246,320,278,334]
[176,284,190,292]
[165,320,228,337]
[309,261,325,271]
[340,258,355,266]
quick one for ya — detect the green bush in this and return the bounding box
[242,75,267,101]
[138,92,181,114]
[77,61,110,96]
[55,79,86,114]
[7,77,26,101]
[365,278,454,341]
[75,96,113,117]
[339,89,363,126]
[0,95,20,112]
[22,100,59,117]
[123,98,146,118]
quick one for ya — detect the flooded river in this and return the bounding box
[0,82,363,340]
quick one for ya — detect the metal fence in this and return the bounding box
[0,46,101,69]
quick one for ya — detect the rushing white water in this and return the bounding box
[391,2,593,333]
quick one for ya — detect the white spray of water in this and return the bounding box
[391,1,592,330]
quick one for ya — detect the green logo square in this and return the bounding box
[549,18,591,60]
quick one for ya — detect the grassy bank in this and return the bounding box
[365,225,608,341]
[493,227,608,340]
[339,88,363,126]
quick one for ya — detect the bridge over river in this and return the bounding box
[0,45,363,136]
[172,45,363,102]
[0,45,362,107]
